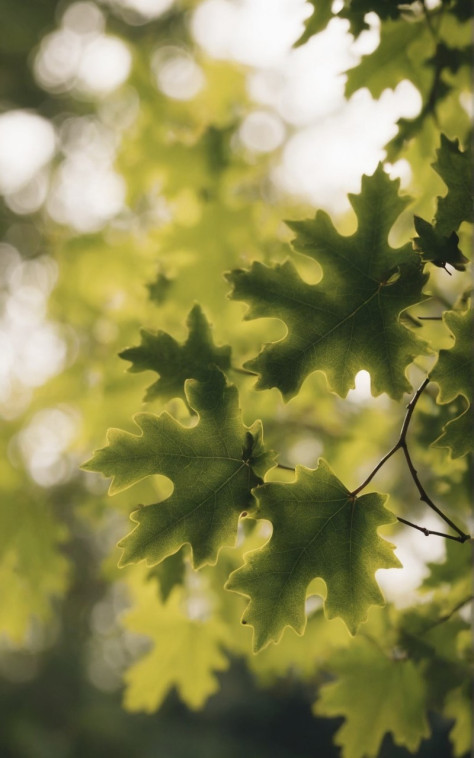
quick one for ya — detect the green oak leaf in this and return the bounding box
[345,19,432,99]
[122,580,229,712]
[146,546,186,602]
[226,460,400,651]
[430,307,472,458]
[413,216,468,272]
[227,164,428,400]
[83,369,275,568]
[0,495,69,645]
[433,135,473,235]
[119,304,231,404]
[294,0,333,47]
[339,0,405,38]
[433,401,472,459]
[314,636,430,758]
[145,270,173,305]
[444,684,473,758]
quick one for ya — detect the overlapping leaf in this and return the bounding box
[122,580,229,712]
[294,0,333,47]
[227,165,428,400]
[413,216,468,272]
[430,307,472,458]
[119,304,231,404]
[315,636,430,758]
[226,460,400,651]
[345,20,432,99]
[432,135,473,235]
[83,369,275,568]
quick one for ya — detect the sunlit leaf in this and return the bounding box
[122,578,229,712]
[226,460,400,651]
[227,165,428,400]
[315,636,430,758]
[430,307,472,458]
[119,304,231,404]
[83,369,275,568]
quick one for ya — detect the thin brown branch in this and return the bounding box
[351,378,429,496]
[397,517,469,543]
[401,446,469,540]
[422,595,474,633]
[350,378,470,542]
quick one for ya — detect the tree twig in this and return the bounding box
[397,517,468,543]
[422,595,474,633]
[350,378,470,543]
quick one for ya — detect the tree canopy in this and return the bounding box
[0,1,471,756]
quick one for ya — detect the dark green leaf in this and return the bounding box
[227,165,428,400]
[119,304,231,404]
[226,460,400,650]
[83,369,275,568]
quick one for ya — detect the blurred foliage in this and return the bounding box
[0,0,472,757]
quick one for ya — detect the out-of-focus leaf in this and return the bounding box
[432,135,473,235]
[122,579,229,712]
[430,307,473,458]
[314,636,430,758]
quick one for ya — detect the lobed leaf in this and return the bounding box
[413,216,468,272]
[345,19,432,99]
[432,135,473,235]
[430,307,473,458]
[119,304,231,404]
[122,580,229,712]
[226,460,400,651]
[315,636,430,758]
[83,369,275,568]
[294,0,333,47]
[227,165,428,400]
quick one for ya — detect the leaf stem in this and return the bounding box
[231,366,259,377]
[351,378,470,542]
[276,463,296,472]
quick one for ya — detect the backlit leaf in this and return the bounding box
[315,636,430,758]
[226,460,400,651]
[227,165,428,400]
[83,369,275,568]
[119,304,231,404]
[413,216,468,272]
[433,135,473,235]
[430,307,472,458]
